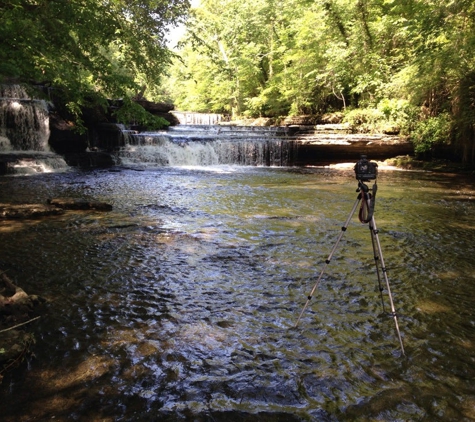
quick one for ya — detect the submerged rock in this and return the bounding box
[0,203,64,218]
[0,273,44,383]
[0,197,113,219]
[47,197,113,211]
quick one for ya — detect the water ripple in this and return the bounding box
[1,168,475,421]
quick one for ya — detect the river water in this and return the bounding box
[0,164,475,421]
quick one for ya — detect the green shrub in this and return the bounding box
[411,113,451,154]
[343,100,417,134]
[343,108,385,133]
[377,99,418,135]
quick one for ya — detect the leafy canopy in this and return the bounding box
[0,0,190,126]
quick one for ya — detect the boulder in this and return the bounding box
[48,112,89,154]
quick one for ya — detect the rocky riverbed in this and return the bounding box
[0,197,113,381]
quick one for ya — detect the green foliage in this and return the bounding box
[411,113,452,155]
[167,0,305,117]
[376,99,419,135]
[343,99,418,135]
[159,0,475,163]
[168,0,414,117]
[343,108,385,133]
[0,0,190,122]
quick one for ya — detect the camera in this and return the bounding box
[354,155,378,181]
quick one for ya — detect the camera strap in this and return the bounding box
[358,182,377,223]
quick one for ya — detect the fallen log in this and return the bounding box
[0,273,28,306]
[0,197,113,219]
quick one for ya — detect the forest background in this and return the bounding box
[2,0,475,165]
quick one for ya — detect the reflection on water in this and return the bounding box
[0,166,475,421]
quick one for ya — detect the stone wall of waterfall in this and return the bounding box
[115,124,413,168]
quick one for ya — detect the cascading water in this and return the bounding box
[0,84,68,174]
[0,84,50,151]
[118,125,299,167]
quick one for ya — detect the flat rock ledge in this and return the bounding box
[0,198,113,219]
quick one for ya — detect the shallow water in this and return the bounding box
[0,165,475,421]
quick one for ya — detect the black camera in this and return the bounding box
[354,155,378,181]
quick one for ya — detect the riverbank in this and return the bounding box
[384,156,475,175]
[331,157,475,176]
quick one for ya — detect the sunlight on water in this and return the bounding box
[0,166,475,421]
[179,165,241,173]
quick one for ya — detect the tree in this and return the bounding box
[165,0,475,163]
[387,0,475,162]
[169,0,411,117]
[168,0,298,117]
[0,0,190,127]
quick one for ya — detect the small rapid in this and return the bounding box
[119,125,299,167]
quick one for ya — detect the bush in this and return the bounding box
[343,108,385,133]
[343,99,417,134]
[377,99,418,135]
[411,113,451,154]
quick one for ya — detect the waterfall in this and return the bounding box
[0,84,68,174]
[0,84,50,151]
[118,126,299,167]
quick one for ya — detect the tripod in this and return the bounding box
[295,178,405,356]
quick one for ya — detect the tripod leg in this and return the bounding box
[369,224,386,312]
[295,196,361,327]
[370,216,405,355]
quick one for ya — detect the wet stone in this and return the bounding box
[0,203,64,218]
[47,198,113,211]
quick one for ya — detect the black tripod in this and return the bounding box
[295,169,405,356]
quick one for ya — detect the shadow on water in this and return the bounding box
[0,166,475,421]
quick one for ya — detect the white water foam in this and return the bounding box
[119,141,220,167]
[119,133,296,167]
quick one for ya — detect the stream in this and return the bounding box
[0,164,475,421]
